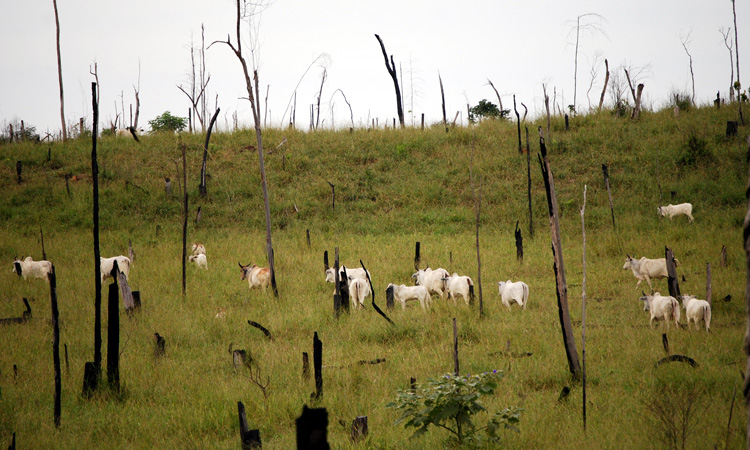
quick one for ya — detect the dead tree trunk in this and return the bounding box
[452,318,459,376]
[296,405,330,449]
[632,83,645,120]
[49,265,61,428]
[439,73,448,133]
[514,95,522,153]
[598,59,609,111]
[313,332,323,401]
[374,34,404,128]
[107,271,120,391]
[665,247,681,299]
[602,164,616,231]
[200,107,220,197]
[238,401,262,449]
[580,185,588,430]
[53,0,67,141]
[515,221,523,263]
[526,126,533,238]
[743,133,750,447]
[91,81,102,387]
[538,136,581,379]
[182,144,188,299]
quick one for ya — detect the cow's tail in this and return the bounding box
[704,304,711,332]
[522,283,529,310]
[352,281,360,308]
[468,278,475,304]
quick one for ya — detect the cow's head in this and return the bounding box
[238,262,250,280]
[12,256,22,277]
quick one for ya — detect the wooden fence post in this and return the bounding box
[306,229,311,249]
[526,126,533,238]
[414,241,421,270]
[333,248,341,317]
[296,405,330,450]
[665,247,681,299]
[313,332,323,401]
[515,221,523,263]
[154,333,165,358]
[302,352,310,379]
[385,285,394,311]
[238,401,262,449]
[49,265,61,428]
[107,263,120,391]
[452,318,459,376]
[351,416,368,442]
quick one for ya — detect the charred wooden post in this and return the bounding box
[662,333,670,354]
[238,401,262,449]
[374,34,405,128]
[414,241,421,270]
[91,81,103,383]
[727,121,738,138]
[313,332,323,401]
[233,350,251,370]
[8,432,15,450]
[602,164,617,231]
[50,265,61,428]
[327,181,335,212]
[154,333,165,358]
[64,173,70,196]
[296,405,330,450]
[333,248,341,317]
[323,251,329,273]
[64,343,69,375]
[665,247,681,299]
[515,221,523,263]
[0,298,32,325]
[721,245,728,267]
[106,264,120,391]
[248,320,273,341]
[82,362,97,398]
[117,267,134,311]
[302,352,310,379]
[421,113,424,130]
[16,161,21,184]
[199,107,220,197]
[195,206,202,225]
[182,144,188,299]
[351,416,368,442]
[40,226,46,260]
[128,239,135,264]
[385,285,395,311]
[538,136,581,379]
[360,259,394,325]
[306,229,311,249]
[410,377,416,391]
[453,318,459,376]
[565,114,569,131]
[340,266,350,314]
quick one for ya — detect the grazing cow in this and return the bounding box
[497,280,529,310]
[658,203,694,223]
[239,262,271,291]
[12,256,52,281]
[387,283,431,310]
[622,255,675,291]
[348,276,371,309]
[116,126,144,138]
[444,273,474,305]
[680,295,711,332]
[411,268,450,299]
[639,292,681,330]
[100,255,131,283]
[191,243,206,256]
[325,266,370,284]
[188,253,208,270]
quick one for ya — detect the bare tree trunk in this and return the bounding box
[580,185,587,430]
[200,107,220,196]
[374,34,404,128]
[598,59,609,111]
[216,0,278,297]
[514,95,522,154]
[53,0,67,141]
[315,68,326,130]
[439,73,448,133]
[742,134,750,449]
[91,82,102,383]
[487,79,504,115]
[539,136,581,379]
[526,126,533,238]
[632,84,644,120]
[732,0,744,124]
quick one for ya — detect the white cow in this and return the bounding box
[622,255,675,291]
[325,266,370,283]
[444,273,474,305]
[387,284,431,310]
[658,203,694,223]
[412,268,450,299]
[640,292,681,330]
[188,253,208,270]
[100,255,131,283]
[497,280,529,310]
[12,256,53,280]
[239,262,271,291]
[191,243,206,256]
[348,277,371,309]
[680,295,711,332]
[116,126,144,138]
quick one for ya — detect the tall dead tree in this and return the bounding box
[200,107,221,196]
[514,95,522,153]
[178,26,211,132]
[470,137,484,314]
[315,68,327,130]
[732,0,744,124]
[720,27,735,102]
[214,0,278,297]
[742,135,750,445]
[439,73,448,133]
[566,13,606,115]
[526,126,533,238]
[624,68,644,119]
[374,34,404,128]
[598,59,609,111]
[680,33,696,106]
[486,79,504,114]
[580,185,588,430]
[91,82,102,385]
[53,0,67,140]
[539,136,581,379]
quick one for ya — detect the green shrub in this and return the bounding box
[149,111,187,133]
[677,134,712,166]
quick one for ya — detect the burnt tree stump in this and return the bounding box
[238,401,262,449]
[296,405,330,450]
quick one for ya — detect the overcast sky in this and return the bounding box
[0,0,746,134]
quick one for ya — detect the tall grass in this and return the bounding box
[0,105,747,448]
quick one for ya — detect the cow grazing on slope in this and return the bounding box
[348,277,371,309]
[680,295,711,332]
[497,280,529,310]
[444,273,474,305]
[622,255,676,291]
[188,253,208,270]
[239,262,271,291]
[100,255,131,283]
[639,292,681,330]
[411,268,450,299]
[387,283,431,310]
[658,203,694,223]
[12,256,53,281]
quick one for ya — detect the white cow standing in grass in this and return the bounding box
[387,283,431,310]
[348,276,371,309]
[100,255,131,283]
[325,266,370,283]
[680,295,711,332]
[239,262,271,291]
[412,268,450,299]
[189,253,208,270]
[658,203,694,223]
[12,256,53,281]
[444,273,474,305]
[639,292,681,330]
[622,255,674,291]
[497,280,529,310]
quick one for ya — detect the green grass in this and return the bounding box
[0,105,748,448]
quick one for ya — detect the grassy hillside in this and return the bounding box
[0,105,748,449]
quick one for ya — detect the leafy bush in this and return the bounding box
[387,371,522,447]
[670,91,692,112]
[149,111,187,133]
[469,99,509,123]
[677,134,712,166]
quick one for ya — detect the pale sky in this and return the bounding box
[0,0,746,135]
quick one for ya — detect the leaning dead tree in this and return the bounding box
[486,79,504,115]
[598,59,609,111]
[624,68,644,120]
[374,34,404,128]
[53,0,67,141]
[742,134,750,445]
[214,0,278,297]
[178,25,211,132]
[539,135,581,379]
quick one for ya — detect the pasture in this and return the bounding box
[0,106,748,448]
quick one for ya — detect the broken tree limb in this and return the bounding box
[247,320,273,341]
[655,355,698,368]
[360,259,394,325]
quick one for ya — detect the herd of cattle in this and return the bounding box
[10,202,707,331]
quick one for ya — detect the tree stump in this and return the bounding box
[296,405,330,450]
[350,416,368,442]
